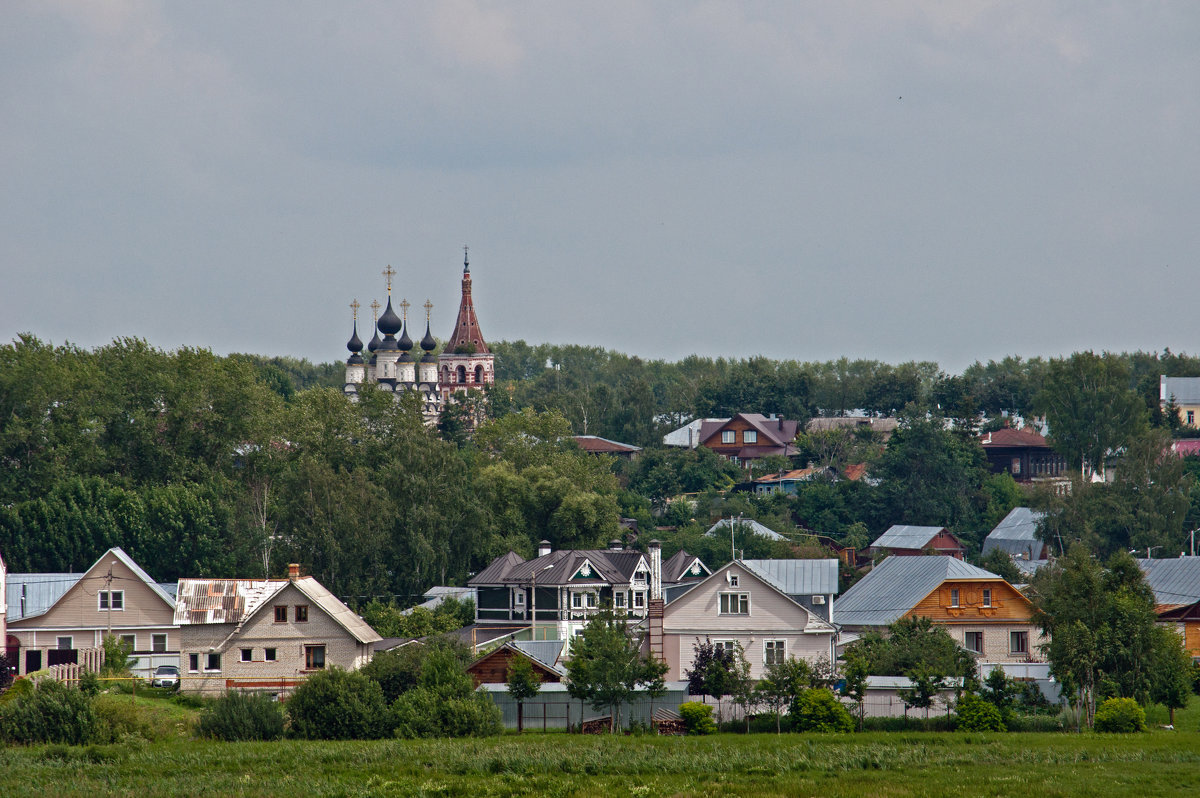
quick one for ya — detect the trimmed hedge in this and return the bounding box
[956,693,1005,732]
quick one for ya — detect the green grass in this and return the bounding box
[0,696,1196,796]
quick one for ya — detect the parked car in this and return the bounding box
[151,665,180,688]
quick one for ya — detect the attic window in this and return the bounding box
[274,605,287,623]
[950,589,960,608]
[719,593,749,615]
[743,430,757,444]
[295,605,309,622]
[98,590,124,611]
[982,589,993,608]
[721,430,735,444]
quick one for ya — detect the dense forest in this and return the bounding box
[2,334,1198,607]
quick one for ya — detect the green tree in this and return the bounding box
[839,649,870,731]
[1036,352,1148,479]
[506,656,542,733]
[685,639,738,723]
[1148,627,1193,726]
[564,607,664,732]
[898,665,944,720]
[851,616,975,679]
[758,657,812,734]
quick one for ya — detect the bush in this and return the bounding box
[0,680,96,745]
[198,691,285,742]
[286,667,390,740]
[860,714,955,732]
[391,689,503,739]
[678,701,717,735]
[92,693,187,743]
[78,671,101,697]
[1093,697,1146,733]
[956,693,1005,732]
[1006,713,1066,732]
[790,688,854,733]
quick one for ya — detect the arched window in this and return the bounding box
[474,365,485,384]
[455,365,466,384]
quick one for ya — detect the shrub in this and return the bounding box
[678,701,717,735]
[790,688,854,733]
[0,680,96,745]
[1093,697,1146,733]
[198,691,285,742]
[956,693,1005,732]
[286,667,390,740]
[92,693,186,743]
[391,689,503,739]
[0,678,33,706]
[78,671,101,697]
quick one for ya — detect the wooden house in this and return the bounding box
[870,525,966,559]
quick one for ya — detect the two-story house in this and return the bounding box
[697,413,801,466]
[175,564,380,696]
[657,560,837,680]
[5,547,177,678]
[468,541,710,649]
[835,556,1044,665]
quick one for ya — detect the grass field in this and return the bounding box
[0,698,1197,797]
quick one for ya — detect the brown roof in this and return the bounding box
[979,428,1050,448]
[699,413,801,450]
[573,435,642,454]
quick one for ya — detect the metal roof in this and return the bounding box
[5,573,82,621]
[871,525,949,551]
[510,640,565,673]
[741,559,840,597]
[834,556,1002,628]
[471,548,649,588]
[662,550,709,582]
[401,586,476,615]
[981,507,1047,558]
[1137,558,1200,606]
[1161,376,1200,406]
[706,518,786,542]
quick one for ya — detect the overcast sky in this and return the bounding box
[3,2,1198,373]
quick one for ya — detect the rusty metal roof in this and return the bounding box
[173,579,283,625]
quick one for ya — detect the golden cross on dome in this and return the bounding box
[370,300,380,321]
[382,265,396,294]
[423,299,433,322]
[349,299,360,322]
[399,298,410,322]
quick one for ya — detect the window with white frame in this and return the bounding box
[965,631,983,653]
[721,430,735,444]
[614,592,626,608]
[98,590,124,611]
[718,592,750,615]
[571,591,598,609]
[949,588,960,607]
[152,633,167,653]
[982,588,993,608]
[712,640,737,654]
[514,589,525,607]
[764,640,786,666]
[119,634,136,651]
[728,574,740,588]
[743,430,757,444]
[633,592,645,609]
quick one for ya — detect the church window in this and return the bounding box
[475,365,484,383]
[456,365,466,384]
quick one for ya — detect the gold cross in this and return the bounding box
[349,299,360,321]
[370,300,380,321]
[382,265,396,294]
[423,299,433,322]
[400,298,410,321]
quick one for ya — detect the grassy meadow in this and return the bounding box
[0,696,1198,797]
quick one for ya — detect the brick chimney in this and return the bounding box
[287,563,301,580]
[648,540,664,664]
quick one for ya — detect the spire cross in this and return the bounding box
[423,299,433,323]
[463,245,469,271]
[370,300,380,322]
[349,299,360,322]
[399,298,410,322]
[382,265,396,294]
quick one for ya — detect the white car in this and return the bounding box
[151,665,180,688]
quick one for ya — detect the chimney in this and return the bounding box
[538,540,552,557]
[648,540,662,601]
[647,539,665,664]
[287,563,300,580]
[609,539,623,551]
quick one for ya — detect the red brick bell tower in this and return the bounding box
[438,247,495,400]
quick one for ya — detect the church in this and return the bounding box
[343,249,494,420]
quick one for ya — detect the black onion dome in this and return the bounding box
[378,298,402,335]
[346,322,363,354]
[398,320,413,351]
[367,323,381,353]
[420,322,436,352]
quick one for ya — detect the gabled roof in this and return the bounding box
[664,559,835,634]
[835,556,1003,628]
[741,559,840,597]
[401,586,476,615]
[706,518,786,542]
[1137,558,1200,607]
[511,640,565,672]
[174,576,380,644]
[979,428,1051,449]
[699,413,801,450]
[469,548,649,588]
[753,467,832,484]
[871,525,957,551]
[7,547,173,623]
[982,507,1047,559]
[573,435,642,454]
[662,550,711,582]
[663,418,729,448]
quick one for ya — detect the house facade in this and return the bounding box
[1137,557,1200,660]
[1161,376,1200,428]
[870,525,966,559]
[836,556,1045,665]
[5,548,177,678]
[659,560,836,681]
[697,413,800,466]
[979,427,1069,483]
[175,565,380,696]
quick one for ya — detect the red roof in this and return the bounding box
[841,463,867,481]
[979,428,1049,448]
[573,436,641,454]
